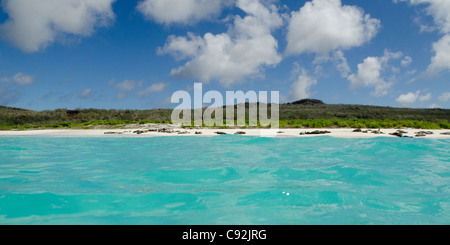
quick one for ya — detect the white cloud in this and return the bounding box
[396,91,421,106]
[396,0,450,75]
[395,0,450,32]
[348,50,402,97]
[395,90,431,106]
[419,92,432,102]
[159,0,283,86]
[289,68,317,101]
[0,0,116,53]
[438,92,450,102]
[427,34,450,74]
[138,82,168,96]
[285,0,380,56]
[115,80,141,99]
[333,50,351,78]
[137,0,232,25]
[79,88,92,98]
[411,0,450,33]
[116,80,138,91]
[0,72,35,86]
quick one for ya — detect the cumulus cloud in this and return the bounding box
[396,91,419,106]
[0,0,116,53]
[159,0,283,86]
[348,50,403,97]
[138,82,168,96]
[289,68,317,101]
[285,0,380,56]
[137,0,232,25]
[396,90,432,107]
[0,72,35,86]
[427,34,450,74]
[396,0,450,75]
[410,0,450,33]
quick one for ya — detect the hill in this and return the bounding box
[0,102,449,129]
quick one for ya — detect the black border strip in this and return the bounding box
[1,225,448,243]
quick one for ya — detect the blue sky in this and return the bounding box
[0,0,449,110]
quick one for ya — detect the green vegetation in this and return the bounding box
[0,106,172,130]
[278,119,449,129]
[0,119,172,130]
[0,100,449,130]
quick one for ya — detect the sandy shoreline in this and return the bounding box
[0,124,449,139]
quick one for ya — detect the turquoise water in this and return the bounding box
[0,136,449,225]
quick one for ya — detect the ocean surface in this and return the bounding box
[0,136,449,225]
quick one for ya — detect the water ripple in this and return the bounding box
[0,136,449,224]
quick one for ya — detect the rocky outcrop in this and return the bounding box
[234,131,246,135]
[441,132,450,135]
[215,132,227,135]
[290,99,325,105]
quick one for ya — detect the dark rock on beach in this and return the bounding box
[389,131,403,137]
[390,130,411,138]
[104,131,123,135]
[441,132,450,135]
[372,129,384,134]
[158,128,174,133]
[133,130,148,134]
[215,132,227,135]
[302,130,331,135]
[235,131,246,135]
[415,131,433,137]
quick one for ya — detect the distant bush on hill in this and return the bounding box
[289,99,325,105]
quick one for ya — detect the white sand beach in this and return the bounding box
[0,124,449,139]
